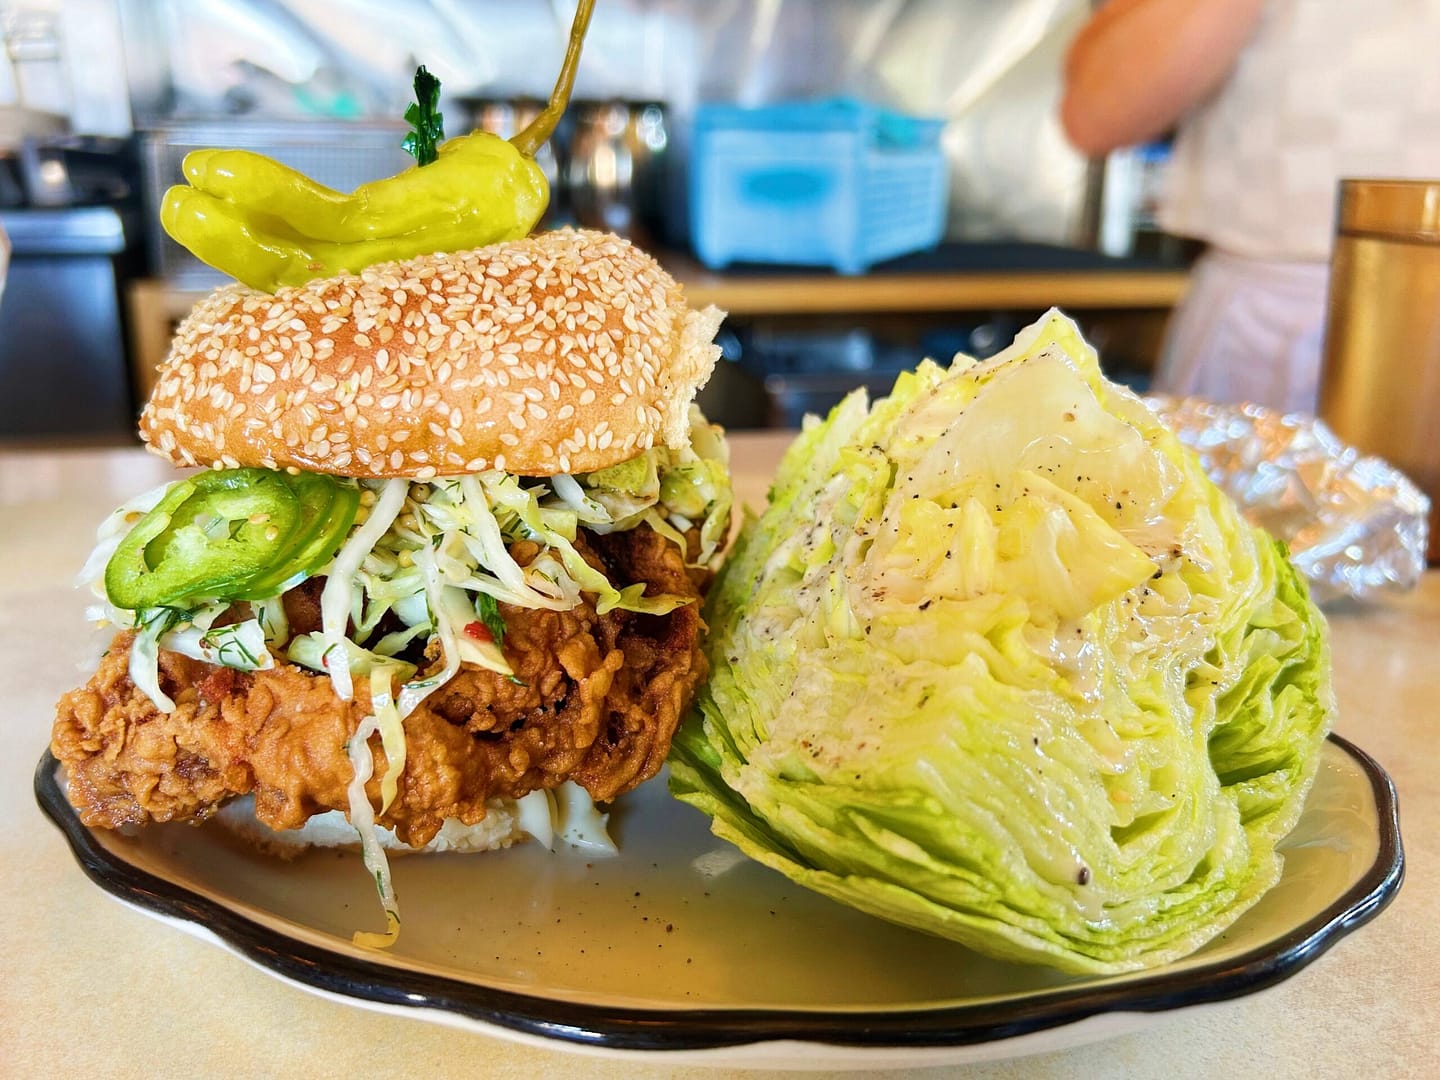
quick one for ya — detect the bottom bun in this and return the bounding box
[211,781,618,858]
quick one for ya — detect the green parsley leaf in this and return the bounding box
[401,65,444,167]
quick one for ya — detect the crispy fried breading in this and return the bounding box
[51,526,707,847]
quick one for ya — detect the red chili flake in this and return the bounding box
[463,621,494,644]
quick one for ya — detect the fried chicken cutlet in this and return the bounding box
[53,526,707,848]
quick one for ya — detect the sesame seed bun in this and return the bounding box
[138,229,725,478]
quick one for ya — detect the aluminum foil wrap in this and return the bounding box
[1147,395,1431,603]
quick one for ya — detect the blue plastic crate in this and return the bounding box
[689,99,949,275]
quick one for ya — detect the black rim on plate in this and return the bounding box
[34,734,1403,1052]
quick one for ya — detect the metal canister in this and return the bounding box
[1319,178,1440,562]
[564,100,667,241]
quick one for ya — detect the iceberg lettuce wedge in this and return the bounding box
[670,310,1333,974]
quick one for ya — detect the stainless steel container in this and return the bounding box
[563,100,668,241]
[1318,178,1440,562]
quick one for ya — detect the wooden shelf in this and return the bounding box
[128,251,1189,397]
[665,252,1191,316]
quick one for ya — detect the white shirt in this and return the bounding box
[1160,0,1440,261]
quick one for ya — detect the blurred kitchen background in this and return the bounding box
[0,0,1196,442]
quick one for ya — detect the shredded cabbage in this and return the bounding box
[345,701,401,950]
[80,448,728,722]
[79,407,732,946]
[77,481,173,602]
[253,595,289,645]
[163,615,275,673]
[287,634,417,685]
[370,668,406,816]
[555,780,617,854]
[578,405,733,566]
[322,478,409,702]
[129,607,181,713]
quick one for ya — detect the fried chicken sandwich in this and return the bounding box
[51,227,731,944]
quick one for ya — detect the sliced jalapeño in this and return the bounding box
[105,468,358,610]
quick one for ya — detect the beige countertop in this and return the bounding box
[2,435,1434,1078]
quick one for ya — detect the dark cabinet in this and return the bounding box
[0,206,137,440]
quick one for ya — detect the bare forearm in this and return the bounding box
[1060,0,1268,156]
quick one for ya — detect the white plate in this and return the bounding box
[36,735,1402,1070]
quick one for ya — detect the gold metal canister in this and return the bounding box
[1318,179,1440,562]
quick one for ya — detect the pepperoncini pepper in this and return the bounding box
[161,136,549,292]
[162,0,594,293]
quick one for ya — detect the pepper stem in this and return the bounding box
[511,0,595,157]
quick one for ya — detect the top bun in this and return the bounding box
[139,229,724,478]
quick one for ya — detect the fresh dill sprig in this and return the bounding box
[475,591,506,647]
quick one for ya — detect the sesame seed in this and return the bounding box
[136,229,714,479]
